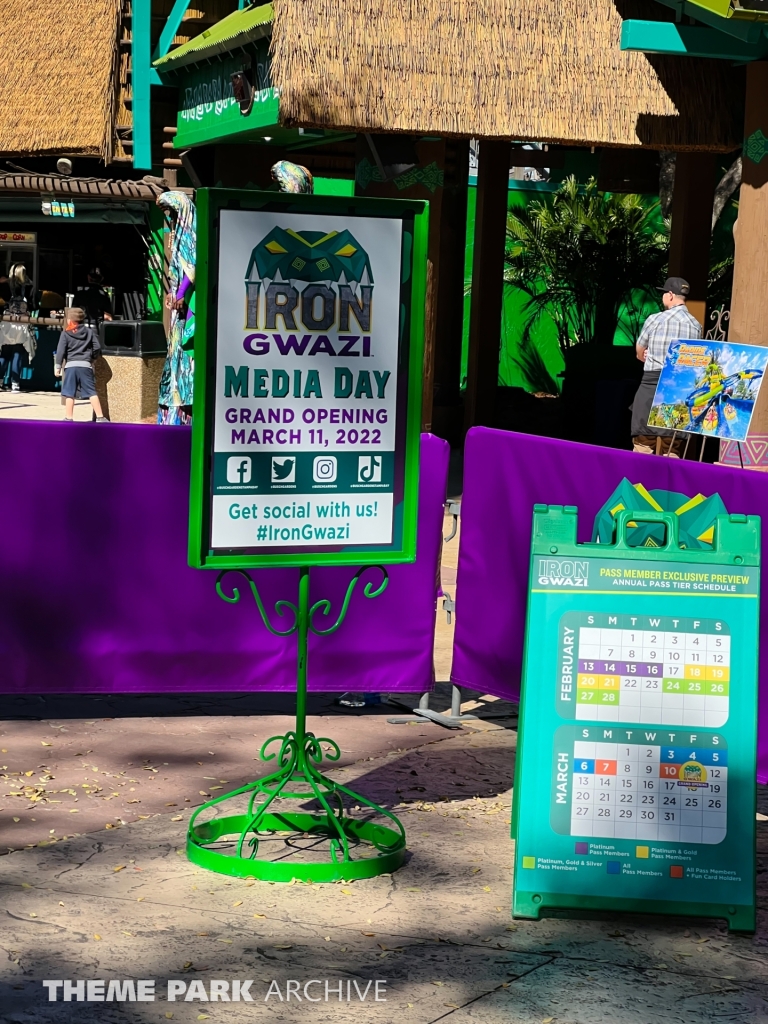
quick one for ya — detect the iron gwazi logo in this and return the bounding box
[245,227,373,331]
[537,559,589,587]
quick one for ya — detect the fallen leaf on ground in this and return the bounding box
[341,888,353,895]
[361,932,375,937]
[232,901,243,907]
[113,865,125,873]
[432,981,444,987]
[445,1004,460,1009]
[482,886,492,892]
[171,815,183,822]
[253,913,266,918]
[93,934,102,941]
[273,944,292,950]
[165,1013,174,1019]
[41,742,51,747]
[12,817,19,822]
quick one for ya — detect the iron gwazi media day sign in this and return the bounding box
[190,192,428,568]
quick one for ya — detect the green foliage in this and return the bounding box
[504,176,669,353]
[506,319,563,395]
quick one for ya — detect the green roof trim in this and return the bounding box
[654,0,768,41]
[154,3,273,72]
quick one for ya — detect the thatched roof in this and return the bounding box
[0,0,120,160]
[272,0,744,150]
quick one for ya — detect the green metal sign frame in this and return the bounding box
[512,505,760,932]
[189,188,428,570]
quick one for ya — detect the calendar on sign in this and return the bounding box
[558,613,730,726]
[551,726,727,844]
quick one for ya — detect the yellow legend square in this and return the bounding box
[636,846,650,859]
[522,856,536,869]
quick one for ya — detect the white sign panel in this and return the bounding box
[210,209,403,551]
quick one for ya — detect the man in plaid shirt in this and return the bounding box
[630,276,702,455]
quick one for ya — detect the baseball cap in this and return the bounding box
[658,276,690,296]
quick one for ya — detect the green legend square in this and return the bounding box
[522,856,536,869]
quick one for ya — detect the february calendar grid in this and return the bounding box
[558,612,730,727]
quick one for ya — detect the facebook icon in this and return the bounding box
[226,456,252,484]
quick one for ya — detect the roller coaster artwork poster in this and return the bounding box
[648,340,768,441]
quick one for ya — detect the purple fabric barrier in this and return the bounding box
[0,421,448,694]
[452,428,768,782]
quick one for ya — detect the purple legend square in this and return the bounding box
[575,842,588,854]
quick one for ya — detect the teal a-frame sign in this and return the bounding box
[512,505,760,931]
[189,189,428,570]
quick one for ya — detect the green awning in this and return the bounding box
[154,3,273,74]
[687,0,768,21]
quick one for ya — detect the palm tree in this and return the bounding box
[504,176,669,354]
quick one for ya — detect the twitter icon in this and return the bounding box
[271,457,296,483]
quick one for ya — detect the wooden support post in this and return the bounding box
[730,63,768,347]
[464,139,511,431]
[668,151,717,328]
[730,61,768,439]
[431,139,470,444]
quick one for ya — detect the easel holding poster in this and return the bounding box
[648,339,768,465]
[187,190,428,881]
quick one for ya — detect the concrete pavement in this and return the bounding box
[1,707,767,1024]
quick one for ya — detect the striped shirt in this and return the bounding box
[637,305,702,371]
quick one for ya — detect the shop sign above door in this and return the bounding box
[175,44,278,148]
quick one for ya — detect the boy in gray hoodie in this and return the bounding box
[55,308,108,422]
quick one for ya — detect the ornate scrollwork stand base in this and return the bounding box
[187,566,407,882]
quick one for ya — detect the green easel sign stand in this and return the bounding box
[512,505,760,931]
[186,189,429,881]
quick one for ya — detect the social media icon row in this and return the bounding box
[226,455,383,485]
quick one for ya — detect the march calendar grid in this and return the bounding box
[551,727,727,845]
